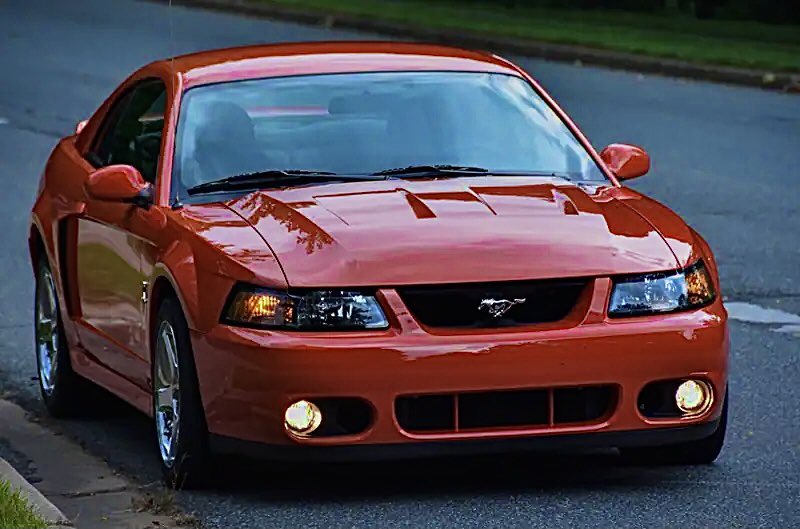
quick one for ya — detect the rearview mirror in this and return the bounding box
[85,165,152,209]
[599,143,650,181]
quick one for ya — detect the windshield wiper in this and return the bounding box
[371,165,573,181]
[372,165,490,177]
[187,170,376,195]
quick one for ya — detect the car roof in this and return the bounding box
[153,41,525,88]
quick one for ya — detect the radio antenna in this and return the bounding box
[168,0,176,70]
[167,0,184,210]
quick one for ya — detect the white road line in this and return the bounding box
[0,117,9,125]
[726,301,800,336]
[726,302,800,325]
[774,324,800,336]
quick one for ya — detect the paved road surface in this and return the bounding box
[1,1,798,527]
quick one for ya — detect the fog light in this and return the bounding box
[675,380,711,415]
[284,400,322,436]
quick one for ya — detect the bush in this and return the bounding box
[742,0,800,23]
[497,0,666,9]
[451,0,800,22]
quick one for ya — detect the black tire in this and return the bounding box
[152,296,211,489]
[34,255,90,417]
[620,388,728,465]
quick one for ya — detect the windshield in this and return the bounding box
[173,71,606,196]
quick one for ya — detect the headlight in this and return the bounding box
[223,285,389,330]
[608,260,715,317]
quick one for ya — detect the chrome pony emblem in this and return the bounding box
[478,298,526,318]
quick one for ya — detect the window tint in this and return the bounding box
[173,72,605,195]
[92,80,166,184]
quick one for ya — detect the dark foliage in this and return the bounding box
[452,0,800,23]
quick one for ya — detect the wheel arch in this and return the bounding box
[146,269,193,362]
[149,275,180,344]
[29,223,45,265]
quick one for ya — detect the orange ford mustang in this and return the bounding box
[29,42,728,488]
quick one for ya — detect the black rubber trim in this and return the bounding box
[209,418,720,462]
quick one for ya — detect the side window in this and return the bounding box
[90,80,166,184]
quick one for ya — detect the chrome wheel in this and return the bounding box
[36,267,59,396]
[154,321,181,468]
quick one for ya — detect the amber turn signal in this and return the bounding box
[224,289,294,326]
[685,263,715,307]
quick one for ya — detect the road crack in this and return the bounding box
[55,486,131,499]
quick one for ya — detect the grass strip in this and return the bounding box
[0,480,48,529]
[262,0,800,72]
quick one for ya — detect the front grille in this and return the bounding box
[397,279,587,328]
[396,386,616,434]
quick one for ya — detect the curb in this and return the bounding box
[0,457,73,528]
[0,398,183,529]
[157,0,800,92]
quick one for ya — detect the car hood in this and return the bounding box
[224,177,684,287]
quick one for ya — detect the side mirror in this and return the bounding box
[599,143,650,181]
[85,165,152,209]
[75,120,88,135]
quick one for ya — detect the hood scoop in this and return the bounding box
[312,184,584,223]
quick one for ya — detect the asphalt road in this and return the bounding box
[1,0,799,527]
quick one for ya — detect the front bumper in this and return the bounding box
[191,285,728,451]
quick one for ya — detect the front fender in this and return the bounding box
[145,205,287,336]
